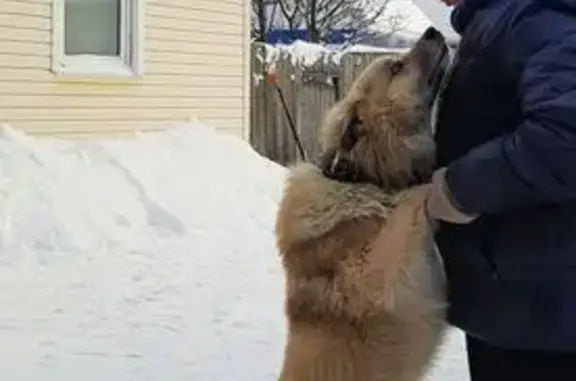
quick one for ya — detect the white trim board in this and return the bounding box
[51,0,145,78]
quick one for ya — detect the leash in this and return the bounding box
[266,71,307,162]
[332,76,341,101]
[266,68,341,161]
[265,71,343,163]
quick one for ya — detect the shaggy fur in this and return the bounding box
[275,27,450,381]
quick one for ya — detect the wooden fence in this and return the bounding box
[249,42,406,166]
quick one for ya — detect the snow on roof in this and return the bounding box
[372,0,460,44]
[377,0,434,37]
[260,40,341,68]
[409,0,460,42]
[342,44,410,54]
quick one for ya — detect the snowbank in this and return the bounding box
[0,122,287,380]
[0,122,467,380]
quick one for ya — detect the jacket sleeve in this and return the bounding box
[443,31,576,215]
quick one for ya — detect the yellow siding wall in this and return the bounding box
[0,0,250,139]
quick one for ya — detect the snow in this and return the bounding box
[0,121,468,380]
[258,40,408,71]
[254,40,409,86]
[256,0,460,75]
[380,0,435,37]
[410,0,460,43]
[375,0,460,44]
[262,40,342,68]
[337,44,410,55]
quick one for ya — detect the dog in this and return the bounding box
[274,27,450,381]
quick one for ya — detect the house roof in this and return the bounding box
[403,0,460,43]
[380,0,459,44]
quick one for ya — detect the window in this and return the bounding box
[52,0,143,77]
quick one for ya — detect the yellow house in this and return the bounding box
[0,0,250,140]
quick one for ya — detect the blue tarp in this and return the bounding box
[266,28,358,44]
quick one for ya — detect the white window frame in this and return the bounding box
[51,0,144,77]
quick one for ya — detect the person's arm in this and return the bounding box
[441,31,576,216]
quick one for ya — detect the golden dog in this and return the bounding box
[275,27,451,381]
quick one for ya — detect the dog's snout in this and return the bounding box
[422,27,442,41]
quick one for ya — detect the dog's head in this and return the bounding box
[319,27,449,190]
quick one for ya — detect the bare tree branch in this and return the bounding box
[251,0,267,41]
[266,1,279,32]
[256,0,407,44]
[277,0,304,29]
[317,0,348,27]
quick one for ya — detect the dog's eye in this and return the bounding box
[390,61,404,76]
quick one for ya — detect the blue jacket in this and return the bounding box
[434,0,576,351]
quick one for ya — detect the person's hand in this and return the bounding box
[425,167,479,225]
[440,0,459,6]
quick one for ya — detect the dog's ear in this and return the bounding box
[319,149,357,182]
[319,113,363,182]
[340,114,362,151]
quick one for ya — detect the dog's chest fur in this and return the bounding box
[275,163,446,381]
[275,163,405,246]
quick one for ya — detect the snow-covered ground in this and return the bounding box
[0,122,468,380]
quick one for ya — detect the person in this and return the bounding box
[424,0,576,379]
